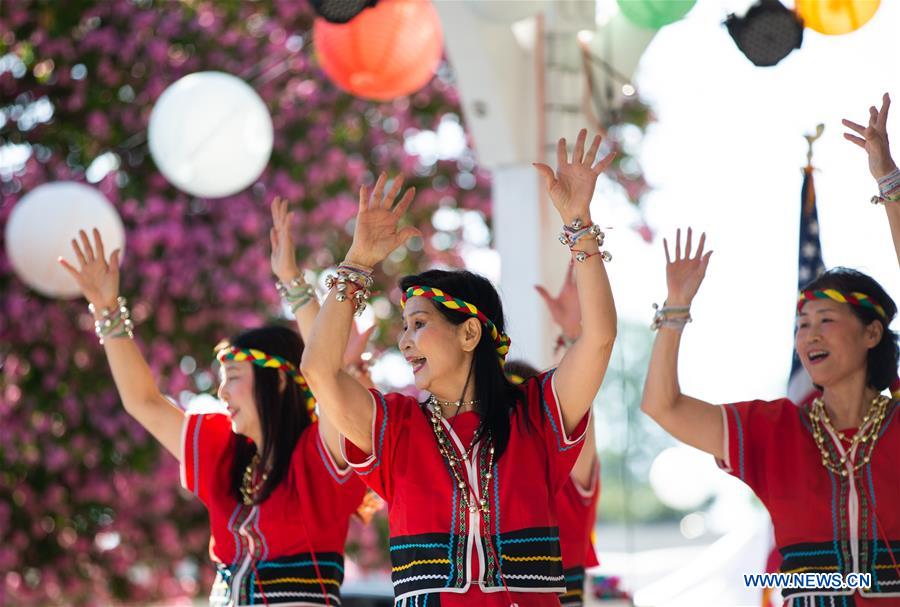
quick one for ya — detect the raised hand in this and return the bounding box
[343,323,376,390]
[842,93,897,180]
[533,128,616,224]
[663,228,712,307]
[270,196,302,283]
[345,173,421,268]
[58,228,122,312]
[535,261,581,340]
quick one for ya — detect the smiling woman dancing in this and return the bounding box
[59,209,365,607]
[640,222,900,606]
[301,129,617,606]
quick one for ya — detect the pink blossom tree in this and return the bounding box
[0,1,491,603]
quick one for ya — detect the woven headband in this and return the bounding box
[401,285,511,363]
[216,346,316,416]
[797,289,887,319]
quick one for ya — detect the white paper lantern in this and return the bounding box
[5,182,126,299]
[148,71,273,198]
[648,446,720,511]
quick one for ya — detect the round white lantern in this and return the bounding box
[148,71,273,198]
[648,446,719,511]
[5,182,126,299]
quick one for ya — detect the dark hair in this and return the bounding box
[400,270,525,460]
[801,267,898,392]
[220,325,313,504]
[503,359,541,383]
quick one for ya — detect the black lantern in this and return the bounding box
[309,0,378,24]
[725,0,804,67]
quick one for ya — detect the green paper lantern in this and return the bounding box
[617,0,697,30]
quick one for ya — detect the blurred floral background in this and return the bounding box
[0,0,493,603]
[0,0,663,603]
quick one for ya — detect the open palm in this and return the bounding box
[533,129,616,223]
[270,196,301,283]
[346,173,421,268]
[535,262,581,340]
[58,228,121,311]
[664,228,712,307]
[842,93,896,180]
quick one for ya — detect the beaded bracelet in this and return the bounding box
[650,302,692,331]
[337,261,374,282]
[88,296,135,344]
[275,276,316,313]
[872,168,900,205]
[558,218,612,262]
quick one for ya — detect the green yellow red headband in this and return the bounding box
[797,289,887,319]
[401,285,511,363]
[216,346,316,417]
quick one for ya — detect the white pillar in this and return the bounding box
[493,165,567,369]
[436,1,595,369]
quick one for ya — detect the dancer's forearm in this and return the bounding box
[885,204,900,266]
[99,329,183,458]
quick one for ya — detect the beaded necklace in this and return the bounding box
[808,394,890,477]
[240,452,269,505]
[428,396,494,514]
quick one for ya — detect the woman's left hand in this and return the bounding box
[270,196,302,283]
[535,261,581,341]
[533,129,616,225]
[842,93,897,180]
[343,323,376,390]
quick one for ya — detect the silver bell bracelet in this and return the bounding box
[89,296,135,344]
[558,218,612,262]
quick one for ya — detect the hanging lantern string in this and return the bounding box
[580,47,634,94]
[576,31,645,140]
[116,27,311,154]
[576,35,614,137]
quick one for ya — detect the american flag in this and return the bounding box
[762,165,829,607]
[787,165,826,405]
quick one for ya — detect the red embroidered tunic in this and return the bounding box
[717,399,900,605]
[341,369,590,606]
[556,466,600,607]
[181,413,366,606]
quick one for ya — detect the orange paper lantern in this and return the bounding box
[796,0,880,35]
[313,0,443,101]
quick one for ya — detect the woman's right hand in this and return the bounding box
[345,173,421,268]
[842,93,896,181]
[58,228,121,314]
[664,227,712,307]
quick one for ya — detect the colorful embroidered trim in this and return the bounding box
[797,289,887,319]
[216,346,316,415]
[213,551,345,606]
[401,285,512,362]
[386,528,565,598]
